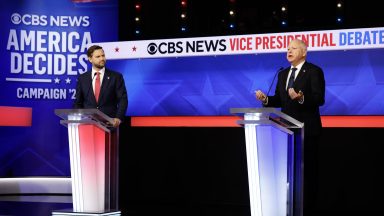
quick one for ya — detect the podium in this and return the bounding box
[53,109,121,216]
[230,108,304,216]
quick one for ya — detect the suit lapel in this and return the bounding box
[283,69,290,81]
[86,72,97,103]
[98,70,111,103]
[282,68,290,91]
[294,63,308,86]
[281,69,291,101]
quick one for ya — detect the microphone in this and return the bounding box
[266,66,284,96]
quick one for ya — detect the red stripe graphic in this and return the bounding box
[0,106,32,126]
[131,116,384,128]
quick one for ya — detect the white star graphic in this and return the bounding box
[54,78,60,84]
[65,78,71,84]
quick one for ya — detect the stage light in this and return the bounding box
[229,24,235,29]
[281,6,286,12]
[337,3,342,8]
[135,17,140,22]
[135,4,141,10]
[337,17,343,22]
[135,30,140,34]
[281,21,287,26]
[229,10,235,16]
[179,1,188,34]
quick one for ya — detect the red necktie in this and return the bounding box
[94,72,101,102]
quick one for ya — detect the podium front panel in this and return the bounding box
[231,109,303,216]
[244,122,294,216]
[56,109,118,214]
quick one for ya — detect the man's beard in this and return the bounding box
[94,62,105,69]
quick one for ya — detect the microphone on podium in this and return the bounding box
[266,66,284,96]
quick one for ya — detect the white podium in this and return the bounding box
[53,109,121,216]
[230,108,304,216]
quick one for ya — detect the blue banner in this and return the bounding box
[0,0,118,177]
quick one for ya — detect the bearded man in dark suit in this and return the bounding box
[74,45,128,127]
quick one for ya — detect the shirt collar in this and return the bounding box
[291,61,305,72]
[92,68,105,75]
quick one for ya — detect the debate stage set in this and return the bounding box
[1,1,384,216]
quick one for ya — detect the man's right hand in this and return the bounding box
[255,90,267,103]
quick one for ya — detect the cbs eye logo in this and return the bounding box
[147,43,157,55]
[11,13,22,24]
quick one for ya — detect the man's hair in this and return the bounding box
[295,39,308,51]
[87,45,103,58]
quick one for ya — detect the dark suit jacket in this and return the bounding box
[74,68,128,121]
[265,61,325,137]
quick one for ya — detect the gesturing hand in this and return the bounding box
[255,90,267,103]
[112,118,121,127]
[288,88,303,101]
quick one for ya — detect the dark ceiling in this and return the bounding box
[119,0,384,40]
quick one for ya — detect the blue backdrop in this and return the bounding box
[0,0,118,177]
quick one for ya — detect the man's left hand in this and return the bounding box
[112,118,122,127]
[288,88,304,101]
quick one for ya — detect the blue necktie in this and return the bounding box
[287,67,297,89]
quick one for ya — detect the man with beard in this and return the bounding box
[74,45,128,127]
